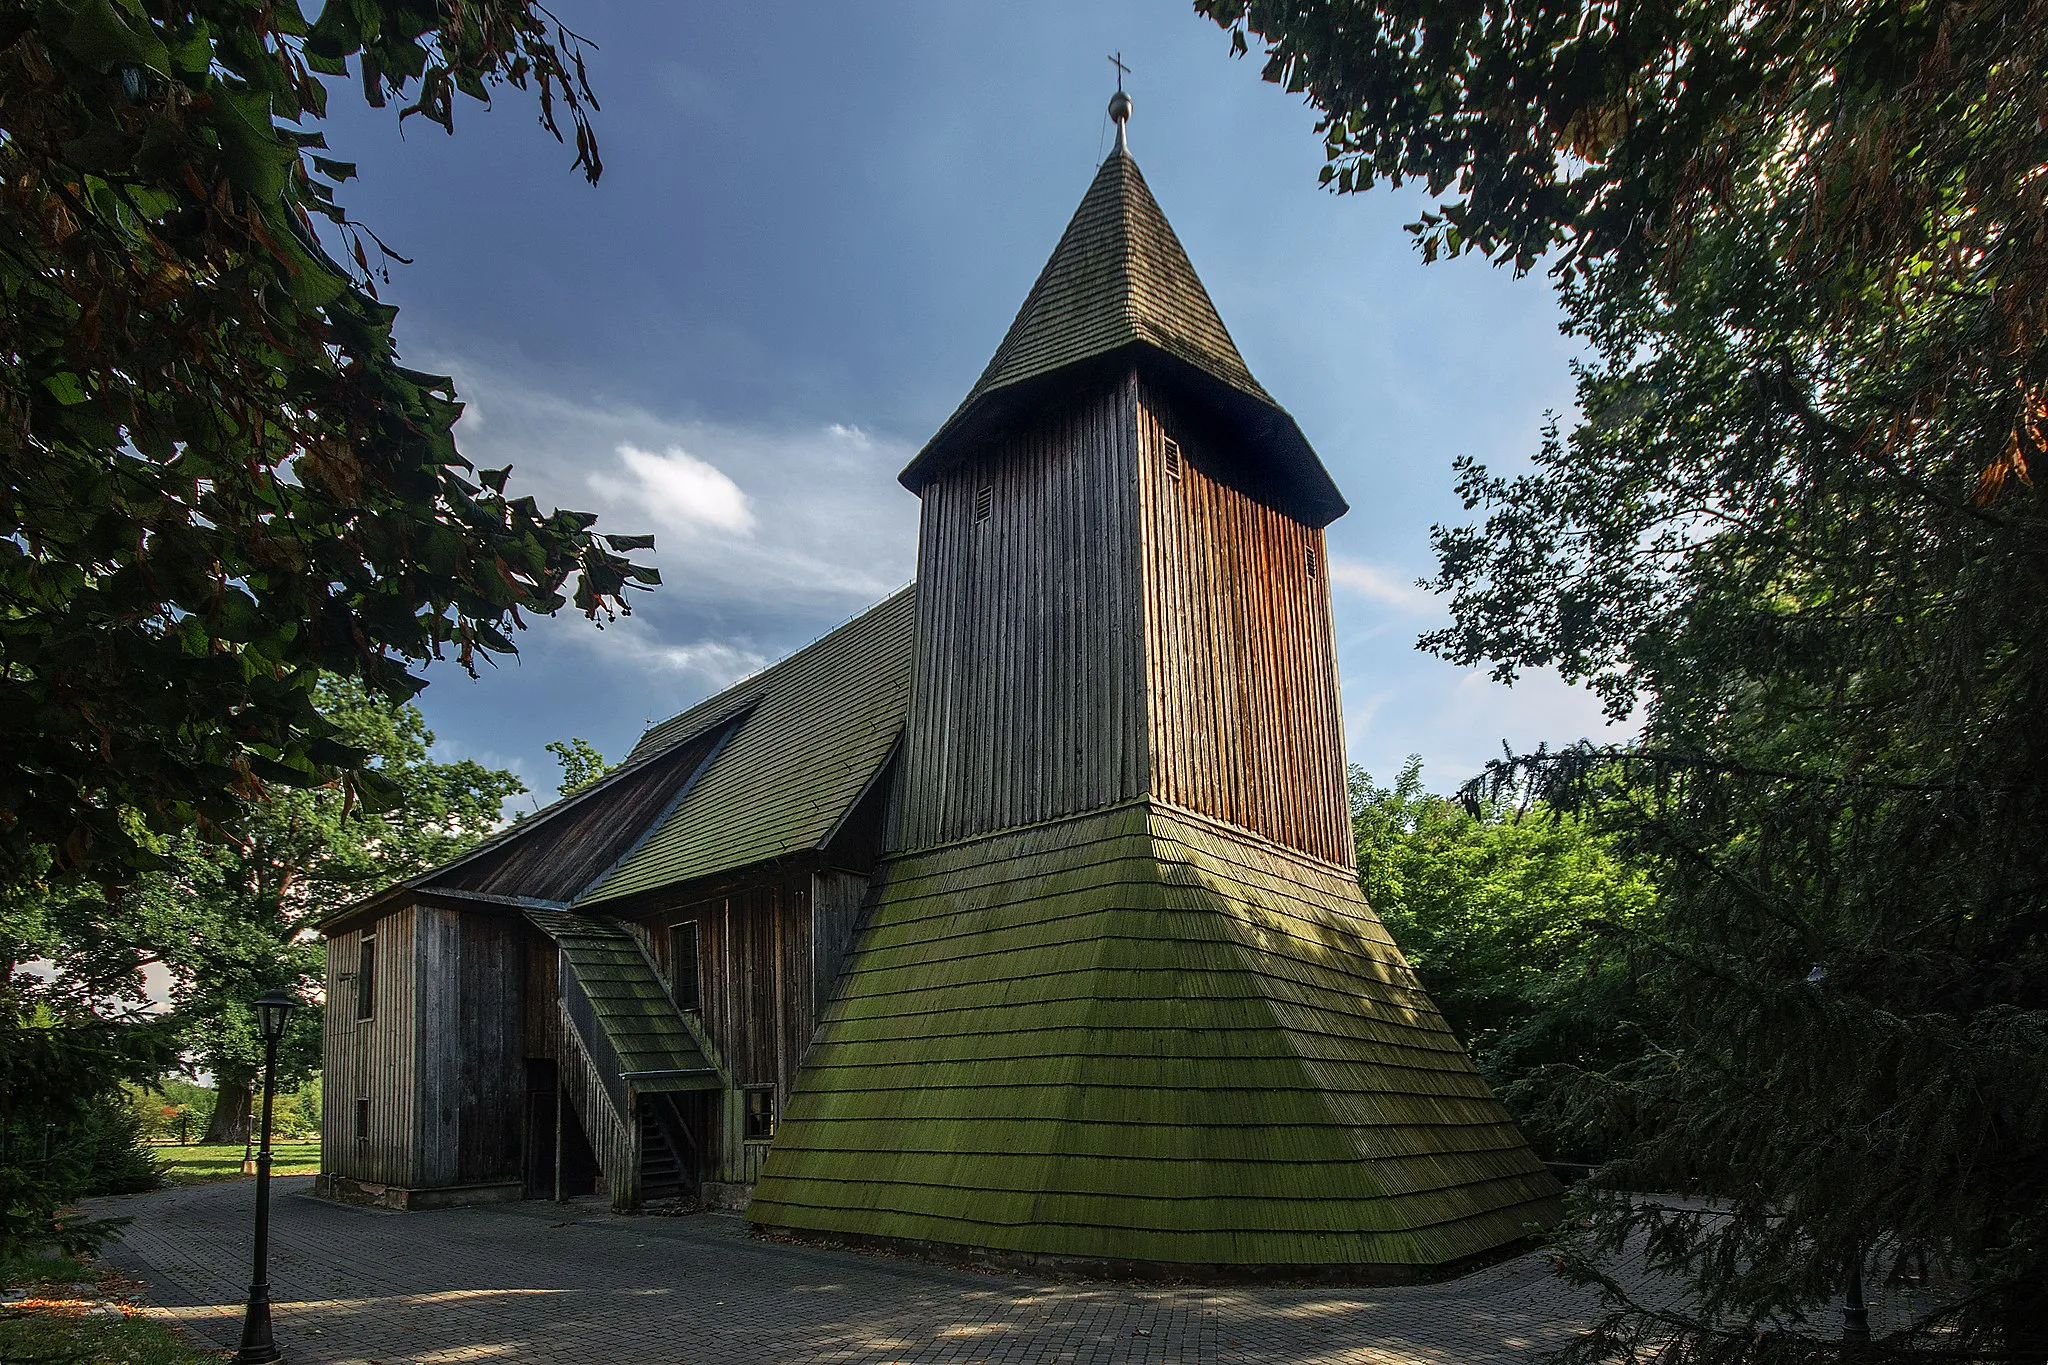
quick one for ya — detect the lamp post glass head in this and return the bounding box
[254,990,297,1043]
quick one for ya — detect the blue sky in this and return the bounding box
[324,1,1629,810]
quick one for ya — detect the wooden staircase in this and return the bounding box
[524,911,725,1209]
[638,1095,697,1202]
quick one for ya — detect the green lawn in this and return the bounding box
[0,1306,224,1364]
[155,1141,320,1187]
[2,1256,223,1363]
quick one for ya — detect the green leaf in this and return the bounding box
[303,0,361,60]
[164,25,211,76]
[210,87,294,204]
[56,0,172,74]
[41,373,90,405]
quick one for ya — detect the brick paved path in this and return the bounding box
[94,1177,1604,1364]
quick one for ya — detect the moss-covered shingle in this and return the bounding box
[747,804,1562,1269]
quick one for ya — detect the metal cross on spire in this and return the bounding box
[1107,52,1133,153]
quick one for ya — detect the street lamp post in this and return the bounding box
[1842,1249,1872,1346]
[236,989,298,1365]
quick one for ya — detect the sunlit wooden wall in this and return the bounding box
[893,369,1351,867]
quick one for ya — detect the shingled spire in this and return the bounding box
[900,97,1347,527]
[964,138,1270,408]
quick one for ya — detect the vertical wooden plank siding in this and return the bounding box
[319,929,351,1180]
[811,871,869,1022]
[394,907,530,1191]
[1135,380,1354,868]
[454,914,526,1183]
[896,381,1147,850]
[412,906,461,1188]
[637,871,819,1186]
[523,925,562,1062]
[892,370,1349,866]
[319,905,418,1187]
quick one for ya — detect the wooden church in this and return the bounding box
[317,93,1562,1279]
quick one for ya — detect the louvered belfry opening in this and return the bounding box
[747,133,1561,1275]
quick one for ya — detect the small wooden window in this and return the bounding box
[354,1097,370,1143]
[743,1087,776,1142]
[670,920,701,1010]
[973,483,994,524]
[1162,436,1183,482]
[1306,546,1319,579]
[356,932,376,1021]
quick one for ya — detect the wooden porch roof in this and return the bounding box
[525,911,722,1092]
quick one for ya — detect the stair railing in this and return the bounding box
[560,963,631,1120]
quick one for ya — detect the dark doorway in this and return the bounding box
[522,1060,556,1199]
[640,1092,709,1199]
[557,1095,601,1199]
[525,1058,601,1200]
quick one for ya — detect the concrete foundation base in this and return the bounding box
[699,1181,753,1212]
[313,1174,525,1211]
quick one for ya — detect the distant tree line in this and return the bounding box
[1350,760,1652,1166]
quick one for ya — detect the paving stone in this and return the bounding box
[89,1177,1605,1364]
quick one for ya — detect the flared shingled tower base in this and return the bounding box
[748,804,1563,1275]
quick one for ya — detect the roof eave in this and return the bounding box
[898,344,1349,529]
[318,883,569,939]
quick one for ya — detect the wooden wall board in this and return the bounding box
[454,913,526,1183]
[406,908,529,1189]
[413,906,461,1189]
[895,382,1147,851]
[811,870,870,1029]
[319,906,418,1187]
[1135,381,1352,868]
[627,867,828,1187]
[522,925,562,1062]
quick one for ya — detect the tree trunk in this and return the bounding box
[202,1076,252,1146]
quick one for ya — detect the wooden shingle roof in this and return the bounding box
[964,147,1269,410]
[748,803,1562,1269]
[525,911,722,1092]
[578,587,916,905]
[901,147,1347,528]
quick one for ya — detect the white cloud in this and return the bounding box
[616,635,770,690]
[592,443,755,535]
[1328,557,1435,613]
[432,355,922,622]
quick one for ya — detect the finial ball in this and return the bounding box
[1108,89,1132,125]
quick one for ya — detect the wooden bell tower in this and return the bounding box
[750,92,1562,1277]
[890,118,1352,866]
